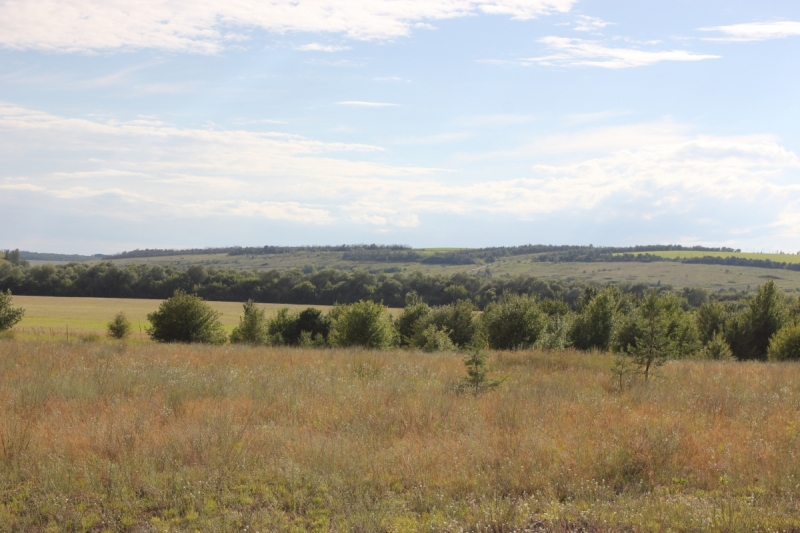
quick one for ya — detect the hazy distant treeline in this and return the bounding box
[0,260,728,310]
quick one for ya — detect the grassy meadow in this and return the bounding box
[2,340,800,531]
[7,297,347,341]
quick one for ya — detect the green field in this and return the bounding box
[8,296,403,340]
[618,250,800,264]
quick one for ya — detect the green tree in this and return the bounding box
[415,324,456,352]
[3,249,29,268]
[616,291,683,381]
[106,311,132,339]
[460,349,502,394]
[147,290,227,344]
[329,300,398,349]
[230,300,270,345]
[395,291,430,346]
[700,332,735,361]
[480,293,546,350]
[742,280,787,360]
[265,307,330,346]
[696,301,729,345]
[569,286,620,351]
[411,299,477,349]
[767,323,800,361]
[0,290,25,332]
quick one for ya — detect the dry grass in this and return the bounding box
[2,340,800,532]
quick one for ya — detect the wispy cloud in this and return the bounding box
[573,15,613,32]
[523,37,720,68]
[700,20,800,42]
[0,0,577,53]
[296,43,351,52]
[337,101,399,107]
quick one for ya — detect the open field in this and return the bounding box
[2,341,800,531]
[8,296,352,340]
[617,250,800,264]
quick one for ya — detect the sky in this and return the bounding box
[1,0,800,254]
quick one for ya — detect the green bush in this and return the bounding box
[0,289,24,332]
[741,280,788,360]
[411,299,477,349]
[107,311,132,339]
[395,292,430,346]
[146,290,227,344]
[329,300,398,349]
[415,324,456,352]
[700,332,735,361]
[266,307,331,346]
[480,293,546,350]
[230,300,270,345]
[569,287,620,351]
[767,324,800,361]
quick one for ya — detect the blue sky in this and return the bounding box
[1,0,800,254]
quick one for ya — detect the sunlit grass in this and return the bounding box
[2,340,800,531]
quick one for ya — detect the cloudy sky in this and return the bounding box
[1,0,799,254]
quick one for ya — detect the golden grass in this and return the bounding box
[2,341,800,531]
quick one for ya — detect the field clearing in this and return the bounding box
[2,341,800,530]
[9,296,396,340]
[616,250,800,264]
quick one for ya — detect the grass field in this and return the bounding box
[8,296,402,341]
[617,250,800,264]
[2,340,800,531]
[8,297,332,340]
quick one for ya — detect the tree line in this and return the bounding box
[146,279,800,365]
[1,257,747,310]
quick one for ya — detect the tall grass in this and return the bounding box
[2,340,800,531]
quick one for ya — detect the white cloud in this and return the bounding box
[0,0,576,53]
[296,43,351,52]
[701,21,800,42]
[573,15,612,32]
[3,105,800,239]
[337,101,399,107]
[523,37,720,68]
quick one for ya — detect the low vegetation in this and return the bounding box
[2,341,800,530]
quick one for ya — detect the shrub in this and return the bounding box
[107,311,132,339]
[480,293,546,350]
[146,290,227,344]
[741,280,788,360]
[569,287,620,351]
[329,300,398,349]
[767,324,800,361]
[415,324,456,352]
[395,292,430,346]
[535,314,573,351]
[459,349,502,394]
[411,300,477,349]
[0,290,24,332]
[266,307,330,346]
[700,332,735,361]
[230,300,270,345]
